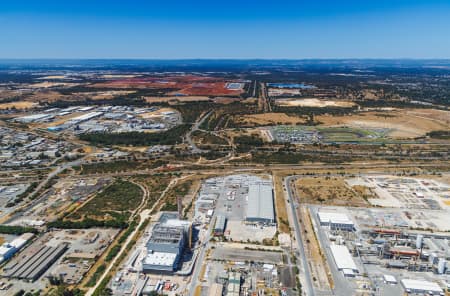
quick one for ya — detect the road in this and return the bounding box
[258,82,271,112]
[185,110,212,154]
[187,224,213,296]
[85,176,184,296]
[285,176,315,296]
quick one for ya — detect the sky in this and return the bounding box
[1,0,450,59]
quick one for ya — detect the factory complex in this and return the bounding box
[14,105,182,135]
[310,174,450,296]
[142,213,192,273]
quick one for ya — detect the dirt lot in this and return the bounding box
[234,112,305,126]
[275,98,355,108]
[295,177,369,207]
[273,172,290,233]
[316,109,450,138]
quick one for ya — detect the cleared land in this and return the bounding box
[275,98,355,108]
[234,112,305,126]
[316,109,450,138]
[295,177,369,207]
[93,75,244,96]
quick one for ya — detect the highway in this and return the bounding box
[285,175,315,296]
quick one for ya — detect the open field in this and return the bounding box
[316,109,450,138]
[234,112,304,126]
[295,177,369,207]
[273,172,290,233]
[275,98,355,108]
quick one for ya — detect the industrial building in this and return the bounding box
[329,244,359,276]
[214,215,226,236]
[317,211,354,231]
[2,243,68,282]
[245,183,275,224]
[142,213,192,273]
[0,233,34,263]
[227,272,241,296]
[401,279,444,295]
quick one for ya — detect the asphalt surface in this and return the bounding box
[285,176,315,296]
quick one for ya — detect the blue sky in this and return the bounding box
[1,0,450,59]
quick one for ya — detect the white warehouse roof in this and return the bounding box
[246,183,274,223]
[330,244,358,272]
[401,279,443,294]
[144,251,177,267]
[318,212,353,225]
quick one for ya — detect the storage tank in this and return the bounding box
[416,234,423,249]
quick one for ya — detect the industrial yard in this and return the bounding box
[15,105,182,135]
[0,126,75,168]
[290,174,450,296]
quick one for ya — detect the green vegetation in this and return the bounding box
[79,124,191,146]
[0,225,38,235]
[6,182,38,207]
[80,161,140,174]
[80,160,168,174]
[234,134,264,153]
[48,218,128,229]
[191,130,228,145]
[273,105,357,117]
[427,130,450,139]
[86,264,106,287]
[250,151,353,164]
[73,179,143,221]
[91,275,112,296]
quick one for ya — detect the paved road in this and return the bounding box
[85,176,184,296]
[185,110,213,154]
[187,217,214,296]
[285,176,315,296]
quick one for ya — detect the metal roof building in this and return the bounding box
[317,211,354,231]
[401,279,443,295]
[330,244,358,273]
[246,183,275,224]
[214,215,227,236]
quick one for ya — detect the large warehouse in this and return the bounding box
[246,182,275,225]
[401,279,443,295]
[317,211,354,231]
[330,244,359,276]
[142,214,192,273]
